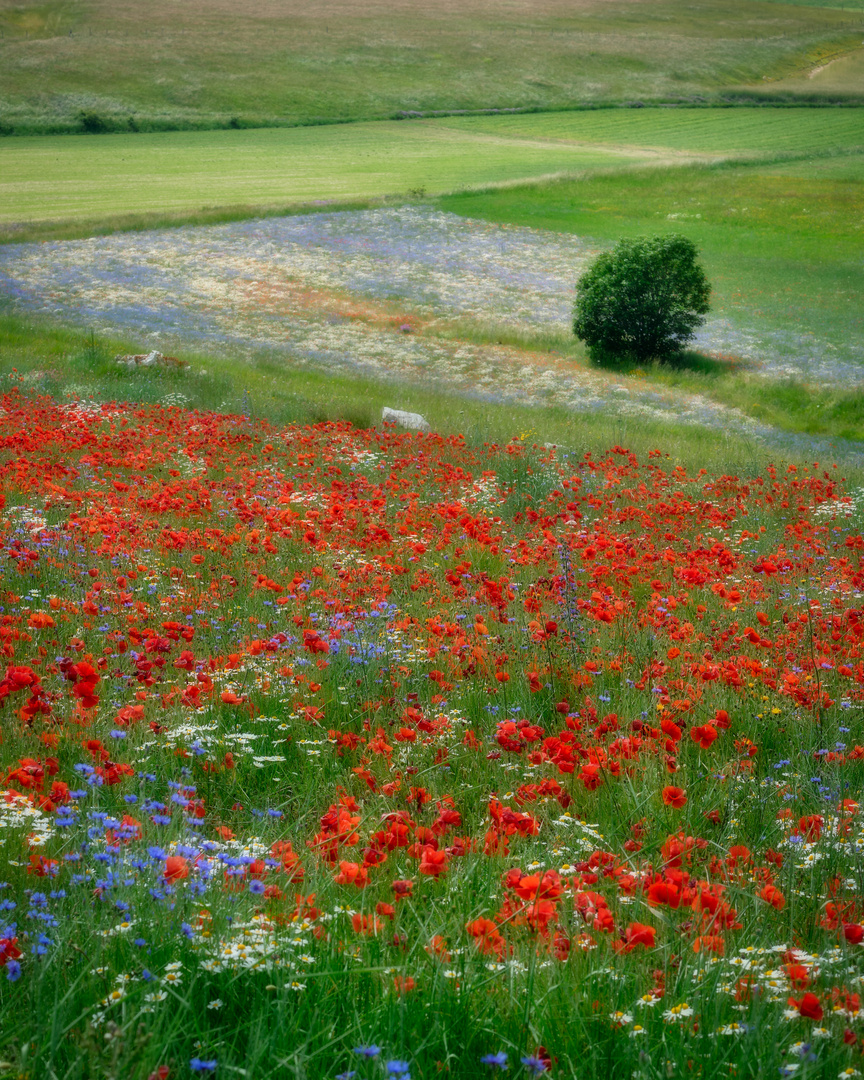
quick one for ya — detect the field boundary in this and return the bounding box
[2,97,864,141]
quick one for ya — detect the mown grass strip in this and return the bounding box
[0,121,665,228]
[433,107,864,153]
[2,107,861,241]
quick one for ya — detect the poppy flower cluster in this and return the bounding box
[0,390,862,1077]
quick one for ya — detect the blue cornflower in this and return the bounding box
[386,1062,410,1077]
[109,730,126,739]
[520,1057,547,1075]
[248,880,266,895]
[481,1051,509,1068]
[190,1059,218,1072]
[6,960,21,982]
[336,1074,357,1080]
[353,1046,381,1058]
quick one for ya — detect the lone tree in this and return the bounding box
[573,233,710,364]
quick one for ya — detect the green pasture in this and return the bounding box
[760,149,864,178]
[0,121,690,237]
[435,107,864,154]
[438,154,864,441]
[0,0,862,136]
[2,107,863,240]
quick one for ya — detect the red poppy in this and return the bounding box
[788,993,823,1022]
[164,856,189,882]
[662,786,687,809]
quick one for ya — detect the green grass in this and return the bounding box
[762,149,864,178]
[0,0,863,136]
[2,107,862,240]
[0,120,692,233]
[436,107,864,154]
[439,158,863,353]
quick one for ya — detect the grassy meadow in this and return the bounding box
[1,4,864,1075]
[1,107,862,446]
[1,0,863,136]
[1,106,862,237]
[0,120,697,239]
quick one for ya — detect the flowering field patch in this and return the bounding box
[1,390,864,1078]
[3,207,858,452]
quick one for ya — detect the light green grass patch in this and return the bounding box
[3,107,861,235]
[761,149,864,177]
[0,121,676,227]
[433,107,864,154]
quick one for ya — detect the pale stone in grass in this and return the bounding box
[382,407,429,431]
[115,351,187,368]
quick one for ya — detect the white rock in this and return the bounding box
[382,407,430,432]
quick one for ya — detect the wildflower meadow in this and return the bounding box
[2,207,860,455]
[0,386,863,1078]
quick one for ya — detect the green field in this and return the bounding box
[2,107,863,241]
[437,151,864,441]
[0,121,688,234]
[435,107,864,154]
[2,105,863,447]
[1,0,863,136]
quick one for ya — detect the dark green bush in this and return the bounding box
[573,233,710,364]
[78,111,111,133]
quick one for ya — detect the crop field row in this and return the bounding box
[433,109,864,154]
